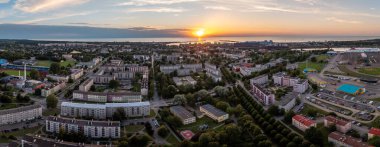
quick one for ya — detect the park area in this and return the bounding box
[358,67,380,76]
[36,60,76,67]
[0,69,31,76]
[298,62,325,72]
[177,117,220,134]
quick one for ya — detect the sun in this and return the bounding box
[195,28,205,37]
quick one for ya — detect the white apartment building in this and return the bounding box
[72,90,142,103]
[251,83,275,105]
[273,72,309,93]
[0,104,42,125]
[205,63,222,82]
[70,69,84,80]
[46,116,120,138]
[60,102,150,119]
[250,74,268,85]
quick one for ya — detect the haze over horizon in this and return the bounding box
[1,0,380,39]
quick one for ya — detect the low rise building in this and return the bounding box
[170,106,196,125]
[0,104,42,125]
[41,81,66,97]
[46,116,120,138]
[173,76,197,86]
[292,115,316,132]
[250,74,268,85]
[273,72,309,93]
[277,92,298,111]
[324,116,352,133]
[70,69,84,80]
[205,63,222,82]
[9,134,105,147]
[251,83,275,105]
[328,131,369,147]
[200,104,229,122]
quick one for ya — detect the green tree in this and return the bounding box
[268,105,280,116]
[283,111,296,123]
[29,69,40,80]
[0,95,12,103]
[304,127,323,145]
[216,101,230,112]
[109,80,120,90]
[112,108,126,121]
[157,126,169,137]
[49,62,61,74]
[173,94,187,105]
[369,136,380,147]
[46,94,58,109]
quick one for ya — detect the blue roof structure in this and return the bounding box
[337,84,363,95]
[0,59,8,65]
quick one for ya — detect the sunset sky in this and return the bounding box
[1,0,380,38]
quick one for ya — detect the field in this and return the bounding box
[338,65,379,79]
[358,67,380,75]
[316,55,329,62]
[36,60,76,67]
[166,133,180,146]
[298,62,325,72]
[0,69,31,76]
[300,103,328,117]
[0,126,41,143]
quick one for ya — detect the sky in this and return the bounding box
[1,0,380,38]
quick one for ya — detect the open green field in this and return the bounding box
[0,69,31,76]
[36,60,76,67]
[358,67,380,75]
[177,117,220,133]
[316,55,329,62]
[124,125,145,133]
[298,62,325,72]
[300,103,328,117]
[371,116,380,128]
[338,65,379,79]
[166,133,180,146]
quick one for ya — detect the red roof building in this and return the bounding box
[324,116,352,133]
[292,115,316,132]
[329,131,370,147]
[368,127,380,140]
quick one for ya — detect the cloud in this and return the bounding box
[0,0,10,3]
[293,0,317,5]
[249,5,302,13]
[204,6,231,11]
[326,17,361,24]
[14,0,90,13]
[15,11,94,24]
[127,7,186,13]
[117,0,200,6]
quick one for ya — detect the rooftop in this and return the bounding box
[200,104,227,117]
[328,131,369,147]
[0,104,41,115]
[369,127,380,136]
[170,106,194,120]
[325,116,350,126]
[47,116,120,127]
[337,84,363,95]
[293,115,315,127]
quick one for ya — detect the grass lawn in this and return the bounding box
[60,60,76,67]
[177,117,220,133]
[149,109,157,118]
[300,103,328,117]
[371,116,380,128]
[0,69,31,76]
[338,65,379,79]
[358,67,380,75]
[124,125,145,133]
[166,133,180,146]
[42,108,60,116]
[0,126,42,143]
[370,98,380,102]
[0,103,18,110]
[36,60,54,67]
[298,62,325,72]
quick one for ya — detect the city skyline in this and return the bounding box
[1,0,380,38]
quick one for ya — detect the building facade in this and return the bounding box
[324,116,352,133]
[292,115,316,132]
[328,131,369,147]
[251,83,275,105]
[200,104,229,122]
[170,106,196,125]
[0,104,42,125]
[72,90,142,103]
[41,81,66,97]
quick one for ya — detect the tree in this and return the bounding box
[68,77,74,83]
[369,136,380,147]
[16,94,30,102]
[268,105,280,116]
[0,95,12,103]
[109,80,120,89]
[216,101,230,112]
[145,122,154,136]
[214,86,228,97]
[173,94,187,105]
[304,127,323,145]
[49,62,61,74]
[112,108,126,121]
[46,94,58,109]
[283,111,296,123]
[34,88,42,96]
[157,126,169,137]
[90,85,96,91]
[128,134,151,147]
[310,57,317,62]
[29,69,40,80]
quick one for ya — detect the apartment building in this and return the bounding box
[70,69,84,80]
[273,72,309,93]
[0,104,42,125]
[41,81,66,97]
[173,76,197,86]
[251,83,275,105]
[170,106,196,125]
[79,79,94,92]
[328,131,369,147]
[60,102,150,119]
[204,63,222,82]
[46,116,120,138]
[277,93,298,112]
[250,74,268,85]
[324,116,352,133]
[200,104,229,123]
[72,90,142,103]
[292,115,316,132]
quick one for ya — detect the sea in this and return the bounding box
[33,36,380,43]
